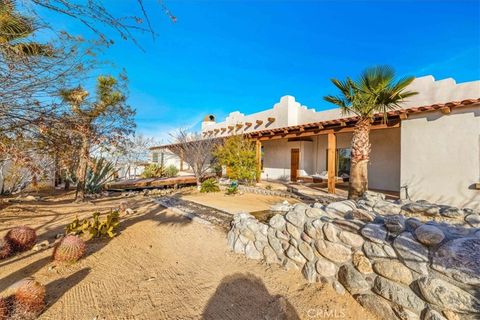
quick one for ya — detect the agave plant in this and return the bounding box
[85,158,118,194]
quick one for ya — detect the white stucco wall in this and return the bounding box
[201,76,480,138]
[261,127,400,191]
[401,104,480,208]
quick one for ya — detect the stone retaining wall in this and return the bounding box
[227,192,480,320]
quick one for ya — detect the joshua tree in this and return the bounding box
[324,65,417,199]
[60,75,135,201]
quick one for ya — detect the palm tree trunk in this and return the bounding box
[348,117,371,199]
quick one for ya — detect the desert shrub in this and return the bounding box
[53,235,86,263]
[85,158,117,194]
[200,178,220,193]
[66,210,120,239]
[164,165,179,178]
[265,184,272,190]
[213,135,259,184]
[142,163,165,178]
[226,180,239,195]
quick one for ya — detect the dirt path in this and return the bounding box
[0,193,377,320]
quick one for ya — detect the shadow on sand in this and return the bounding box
[202,273,300,320]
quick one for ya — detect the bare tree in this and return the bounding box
[113,134,154,179]
[168,130,219,188]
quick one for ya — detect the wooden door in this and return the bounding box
[290,148,300,182]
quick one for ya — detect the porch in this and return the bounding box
[253,121,402,197]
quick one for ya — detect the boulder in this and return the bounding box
[355,294,398,320]
[363,241,388,259]
[286,245,306,265]
[402,202,439,216]
[263,246,279,264]
[339,230,364,248]
[414,224,445,246]
[285,209,306,228]
[227,230,236,249]
[302,261,317,283]
[406,218,423,231]
[269,214,286,230]
[373,260,413,285]
[384,214,406,234]
[305,223,321,240]
[233,238,246,254]
[333,219,364,233]
[245,242,262,260]
[271,201,292,212]
[393,232,429,275]
[332,280,345,295]
[423,309,447,320]
[345,208,376,222]
[298,242,315,261]
[431,237,480,285]
[373,276,425,312]
[361,223,388,244]
[383,243,397,258]
[439,207,464,218]
[465,213,480,228]
[315,256,337,278]
[254,240,267,252]
[314,239,351,264]
[286,222,301,239]
[352,250,373,274]
[417,276,480,313]
[325,200,357,216]
[392,305,420,320]
[322,223,339,242]
[337,265,370,295]
[374,200,402,215]
[267,235,283,255]
[305,207,326,219]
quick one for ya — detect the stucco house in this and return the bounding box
[153,76,480,208]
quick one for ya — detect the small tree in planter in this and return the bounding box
[214,135,258,185]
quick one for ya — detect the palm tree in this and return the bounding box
[0,0,53,59]
[324,65,417,199]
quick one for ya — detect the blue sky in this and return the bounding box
[38,0,480,142]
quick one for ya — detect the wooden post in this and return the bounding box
[327,133,336,194]
[256,140,262,182]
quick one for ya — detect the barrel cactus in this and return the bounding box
[53,235,86,263]
[5,227,37,252]
[10,278,45,316]
[0,296,9,320]
[0,238,13,259]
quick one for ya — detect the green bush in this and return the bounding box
[165,165,179,178]
[142,164,165,178]
[226,180,238,195]
[200,178,220,193]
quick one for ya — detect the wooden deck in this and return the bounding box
[106,175,198,191]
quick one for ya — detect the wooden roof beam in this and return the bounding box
[236,123,243,129]
[245,122,252,128]
[399,112,408,120]
[228,125,234,131]
[256,120,263,125]
[267,117,275,123]
[440,106,451,114]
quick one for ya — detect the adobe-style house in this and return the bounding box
[153,76,480,208]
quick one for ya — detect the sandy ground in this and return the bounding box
[0,191,377,320]
[181,192,299,214]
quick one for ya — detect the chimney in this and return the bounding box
[201,114,216,131]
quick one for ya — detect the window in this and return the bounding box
[152,152,159,163]
[325,148,351,176]
[337,148,351,176]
